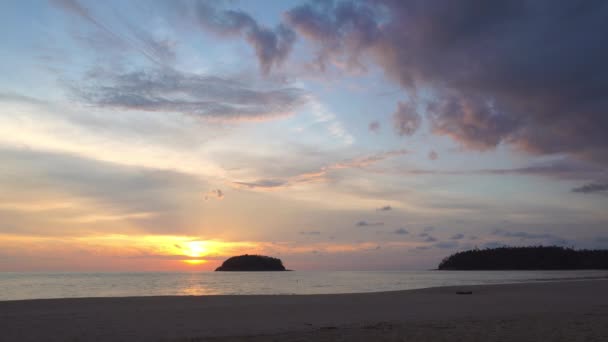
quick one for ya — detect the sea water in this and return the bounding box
[1,270,606,301]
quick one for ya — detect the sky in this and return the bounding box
[0,0,607,272]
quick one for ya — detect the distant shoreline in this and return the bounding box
[1,280,607,341]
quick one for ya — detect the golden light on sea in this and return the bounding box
[183,259,206,265]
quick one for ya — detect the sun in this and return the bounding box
[185,241,207,258]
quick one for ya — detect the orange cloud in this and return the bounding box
[229,149,408,191]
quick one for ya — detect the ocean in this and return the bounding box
[1,270,606,301]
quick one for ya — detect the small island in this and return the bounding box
[438,246,608,270]
[215,254,288,271]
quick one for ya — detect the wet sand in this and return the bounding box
[1,280,607,341]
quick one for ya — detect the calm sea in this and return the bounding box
[1,270,606,301]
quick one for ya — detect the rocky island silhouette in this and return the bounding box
[215,254,288,271]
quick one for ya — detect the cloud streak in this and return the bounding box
[356,221,384,227]
[230,149,408,190]
[492,229,568,245]
[51,0,175,65]
[391,158,607,184]
[299,231,321,235]
[72,68,306,122]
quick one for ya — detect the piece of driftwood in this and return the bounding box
[456,291,473,295]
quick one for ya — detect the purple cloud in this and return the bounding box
[435,241,459,249]
[285,0,608,163]
[368,120,380,133]
[190,2,295,75]
[285,0,380,72]
[493,229,566,242]
[393,101,421,136]
[299,231,321,235]
[572,183,608,194]
[450,233,465,240]
[356,221,384,227]
[419,233,437,242]
[393,228,409,235]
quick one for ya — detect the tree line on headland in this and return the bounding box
[438,246,608,270]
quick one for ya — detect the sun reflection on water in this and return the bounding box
[183,259,206,265]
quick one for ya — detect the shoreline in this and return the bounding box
[1,279,607,341]
[1,276,606,302]
[2,272,607,302]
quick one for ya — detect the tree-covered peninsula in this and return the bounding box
[438,246,608,270]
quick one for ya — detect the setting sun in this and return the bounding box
[185,241,206,258]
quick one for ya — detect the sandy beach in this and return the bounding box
[1,280,607,341]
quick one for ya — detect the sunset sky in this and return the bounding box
[1,0,607,271]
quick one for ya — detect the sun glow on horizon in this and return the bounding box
[0,233,263,270]
[0,232,426,271]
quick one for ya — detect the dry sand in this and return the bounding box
[1,280,607,341]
